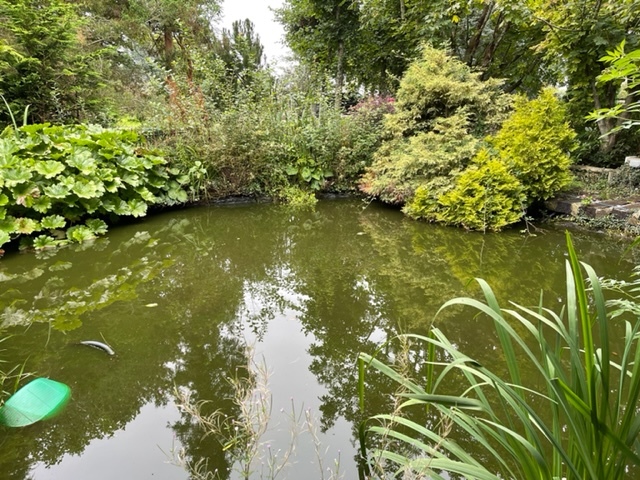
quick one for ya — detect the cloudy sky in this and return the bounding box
[219,0,291,66]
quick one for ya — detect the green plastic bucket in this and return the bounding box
[0,378,71,427]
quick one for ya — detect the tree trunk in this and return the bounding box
[464,2,494,66]
[164,27,174,69]
[593,81,621,153]
[335,40,344,110]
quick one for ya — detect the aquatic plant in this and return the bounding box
[358,232,640,479]
[173,347,342,480]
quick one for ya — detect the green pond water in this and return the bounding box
[0,199,637,479]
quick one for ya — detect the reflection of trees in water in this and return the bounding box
[0,213,253,478]
[0,200,636,479]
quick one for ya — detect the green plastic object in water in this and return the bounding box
[0,378,71,427]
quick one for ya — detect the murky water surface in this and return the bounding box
[0,199,636,479]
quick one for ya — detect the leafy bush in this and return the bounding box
[405,149,525,231]
[279,95,392,195]
[359,46,512,205]
[159,69,389,202]
[0,123,187,249]
[491,87,576,203]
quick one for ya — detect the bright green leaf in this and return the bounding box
[33,160,66,179]
[127,198,147,217]
[40,214,66,229]
[43,183,71,199]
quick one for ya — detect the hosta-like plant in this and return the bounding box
[0,123,188,251]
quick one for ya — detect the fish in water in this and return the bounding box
[79,340,115,356]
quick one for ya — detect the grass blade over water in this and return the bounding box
[358,232,640,479]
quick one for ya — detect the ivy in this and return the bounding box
[0,123,187,250]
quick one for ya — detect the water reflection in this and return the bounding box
[0,200,636,479]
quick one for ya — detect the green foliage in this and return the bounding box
[276,186,318,208]
[406,149,525,231]
[387,47,512,137]
[532,0,638,158]
[358,233,640,479]
[360,46,512,205]
[285,156,332,191]
[213,19,265,90]
[277,0,361,103]
[0,123,186,249]
[587,41,640,136]
[491,88,576,203]
[361,113,482,204]
[158,65,389,200]
[0,0,107,125]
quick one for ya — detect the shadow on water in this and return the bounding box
[0,199,636,479]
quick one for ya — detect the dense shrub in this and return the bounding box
[0,124,187,249]
[0,0,107,124]
[158,69,390,201]
[491,88,576,203]
[405,149,525,231]
[403,88,576,231]
[359,46,512,205]
[323,96,395,192]
[359,113,481,204]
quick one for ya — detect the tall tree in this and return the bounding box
[356,0,551,94]
[0,0,106,124]
[279,0,552,96]
[530,0,640,153]
[277,0,361,107]
[74,0,221,74]
[213,19,265,87]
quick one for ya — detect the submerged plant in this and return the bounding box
[0,334,29,407]
[358,232,640,479]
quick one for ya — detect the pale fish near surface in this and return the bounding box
[79,340,115,356]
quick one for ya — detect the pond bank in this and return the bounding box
[545,163,640,236]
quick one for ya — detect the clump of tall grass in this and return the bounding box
[358,232,640,479]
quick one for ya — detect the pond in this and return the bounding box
[0,199,636,479]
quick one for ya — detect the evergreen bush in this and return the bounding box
[491,87,576,203]
[405,149,525,231]
[359,46,512,205]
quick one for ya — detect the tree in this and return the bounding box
[213,19,266,89]
[530,0,640,154]
[587,41,640,138]
[74,0,221,74]
[278,0,552,97]
[0,0,106,124]
[357,0,551,94]
[277,0,361,108]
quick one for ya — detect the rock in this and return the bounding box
[545,196,583,215]
[625,156,640,168]
[612,203,640,220]
[629,210,640,226]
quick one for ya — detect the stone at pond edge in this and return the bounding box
[545,196,583,216]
